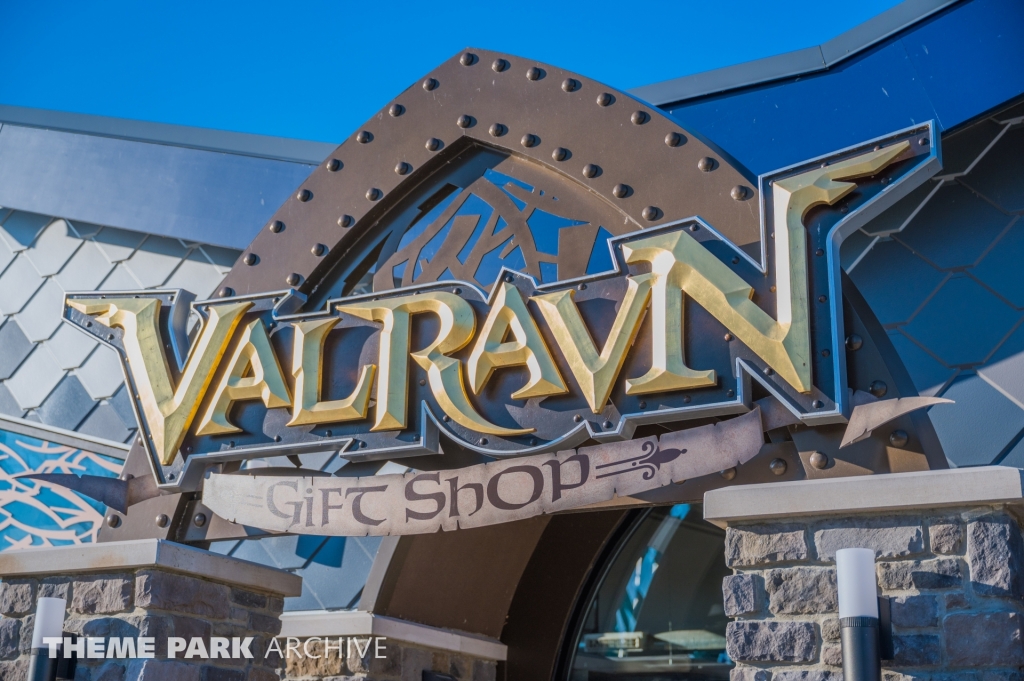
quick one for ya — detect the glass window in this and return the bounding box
[566,504,732,680]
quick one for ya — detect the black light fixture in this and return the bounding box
[836,549,893,681]
[26,597,76,681]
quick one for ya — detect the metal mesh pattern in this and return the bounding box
[845,100,1024,467]
[0,212,239,443]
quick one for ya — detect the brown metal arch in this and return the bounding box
[219,48,761,297]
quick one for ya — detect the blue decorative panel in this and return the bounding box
[932,374,1024,467]
[849,239,946,326]
[665,0,1024,175]
[0,429,122,549]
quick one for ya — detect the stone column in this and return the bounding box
[704,466,1024,681]
[0,539,301,681]
[277,610,504,681]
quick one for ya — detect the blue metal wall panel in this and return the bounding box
[667,41,937,174]
[666,0,1024,175]
[0,125,317,249]
[902,0,1024,129]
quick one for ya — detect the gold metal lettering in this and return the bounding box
[623,142,909,394]
[532,274,654,413]
[467,282,566,400]
[623,245,717,395]
[67,298,250,465]
[287,317,376,426]
[195,319,292,435]
[339,292,532,435]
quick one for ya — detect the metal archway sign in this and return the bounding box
[52,49,947,540]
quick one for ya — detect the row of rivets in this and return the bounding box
[276,53,731,293]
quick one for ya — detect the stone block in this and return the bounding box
[766,567,837,615]
[245,668,280,681]
[71,573,133,614]
[773,672,842,681]
[945,592,969,610]
[201,666,245,681]
[38,577,71,600]
[0,617,20,659]
[266,596,284,613]
[0,659,29,679]
[723,574,764,616]
[229,588,266,610]
[726,621,816,662]
[892,634,941,666]
[967,514,1024,598]
[730,669,770,681]
[945,611,1024,666]
[172,615,211,641]
[82,615,173,657]
[726,525,808,567]
[929,520,964,554]
[19,613,32,654]
[248,612,281,636]
[286,639,346,675]
[401,645,433,681]
[472,658,497,681]
[891,594,939,627]
[135,570,230,619]
[126,658,202,681]
[94,662,129,681]
[820,618,840,642]
[821,641,842,667]
[0,579,36,615]
[814,517,924,561]
[877,558,962,590]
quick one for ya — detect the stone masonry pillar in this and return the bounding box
[704,466,1024,680]
[0,539,301,681]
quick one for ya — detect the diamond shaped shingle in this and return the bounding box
[199,245,241,276]
[163,250,226,299]
[933,373,1024,467]
[0,238,15,276]
[978,322,1024,411]
[963,125,1024,214]
[905,275,1021,367]
[93,227,145,264]
[66,220,103,240]
[98,264,142,291]
[44,323,98,370]
[35,375,97,431]
[897,182,1013,270]
[0,320,33,380]
[23,219,82,277]
[973,218,1024,308]
[5,346,65,409]
[15,279,66,342]
[938,118,1007,177]
[108,385,139,430]
[76,345,125,400]
[123,236,188,288]
[0,256,45,316]
[0,383,26,418]
[55,241,115,292]
[76,402,132,443]
[887,331,957,397]
[0,211,51,252]
[849,238,946,326]
[860,181,938,237]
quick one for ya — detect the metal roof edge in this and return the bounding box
[629,0,962,107]
[0,412,130,460]
[0,104,337,165]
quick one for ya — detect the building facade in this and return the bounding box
[1,0,1024,679]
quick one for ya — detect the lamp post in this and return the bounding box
[836,548,881,681]
[26,597,67,681]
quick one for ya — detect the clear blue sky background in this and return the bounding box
[0,0,902,143]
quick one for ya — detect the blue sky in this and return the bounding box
[0,0,901,143]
